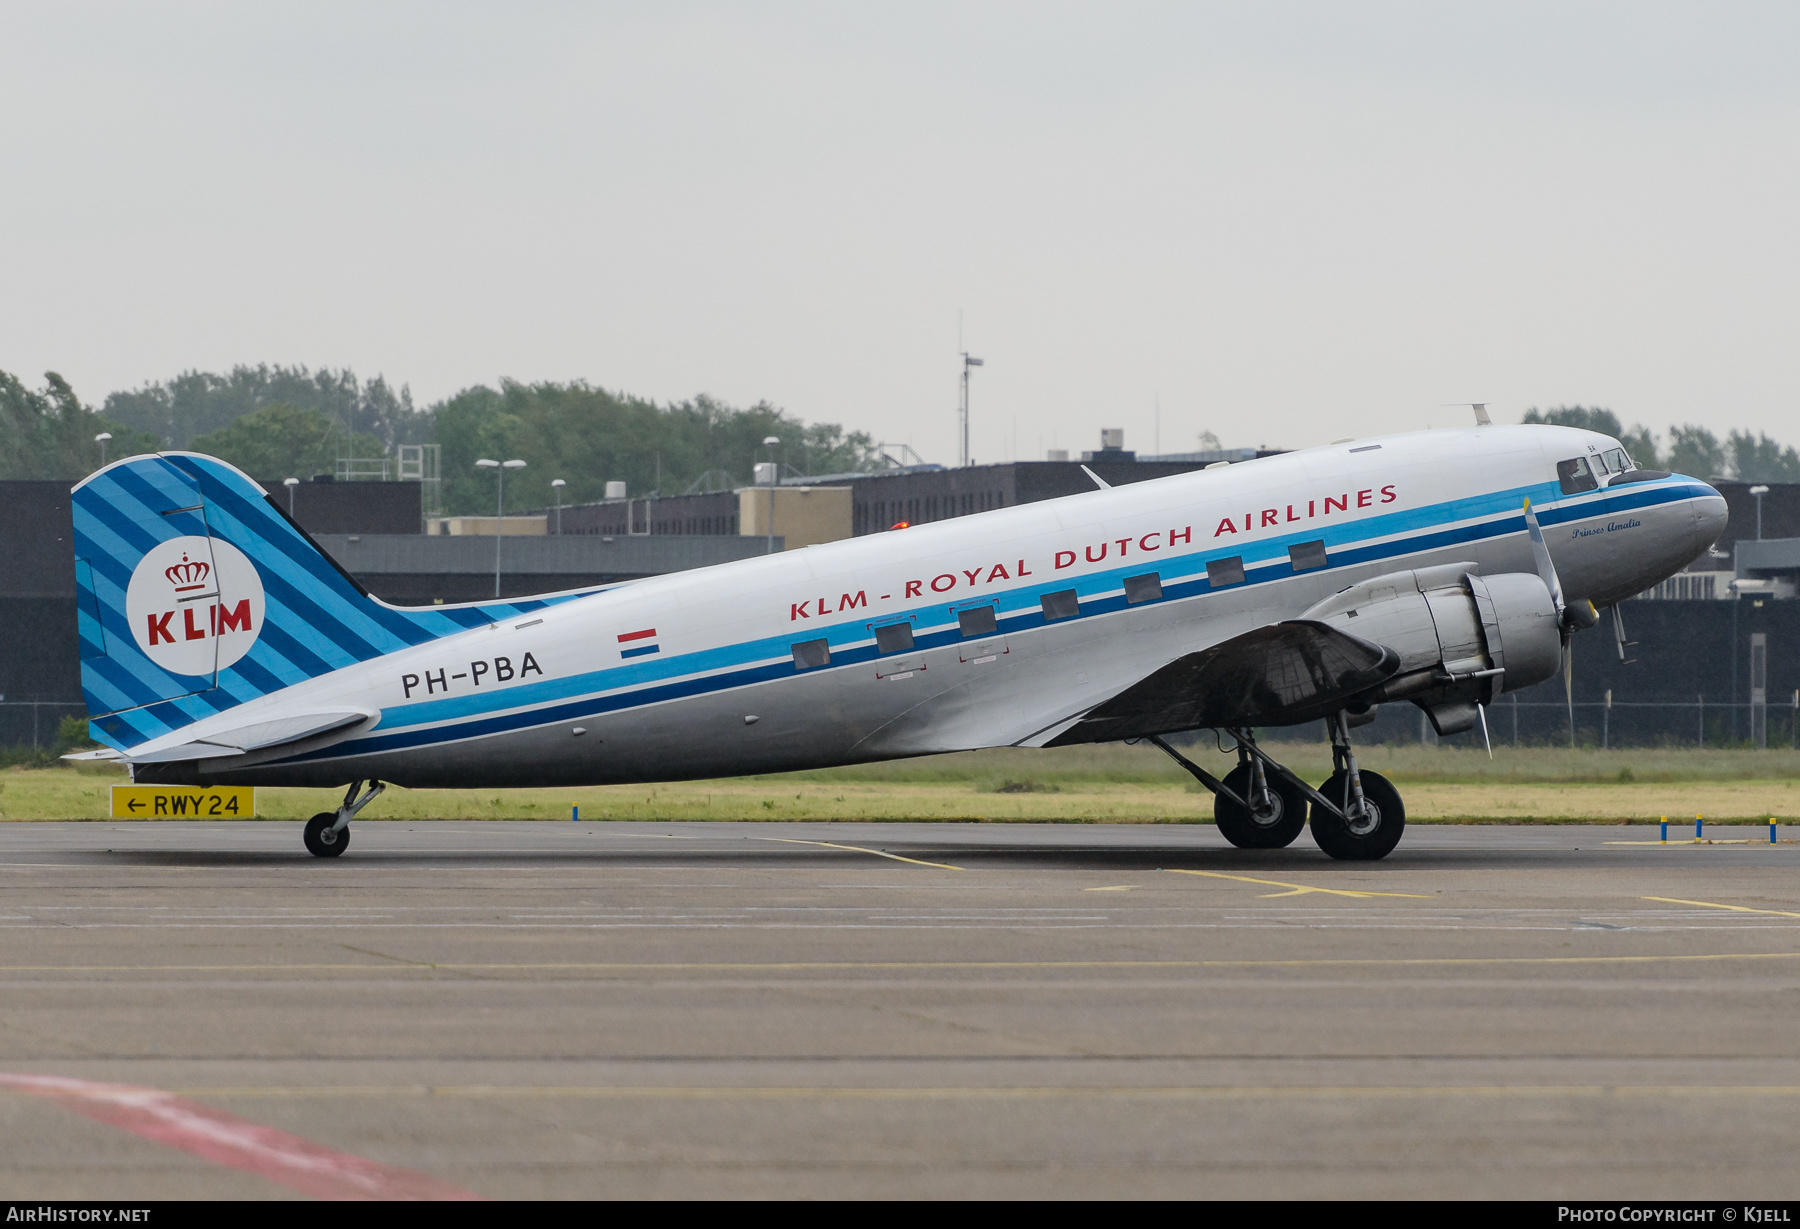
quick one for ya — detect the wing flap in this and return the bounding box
[1046,620,1398,746]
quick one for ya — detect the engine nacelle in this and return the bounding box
[1301,562,1562,735]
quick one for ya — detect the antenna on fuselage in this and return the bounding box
[1442,402,1493,426]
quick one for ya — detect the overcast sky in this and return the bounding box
[3,2,1797,463]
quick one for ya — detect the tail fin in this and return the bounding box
[72,453,565,753]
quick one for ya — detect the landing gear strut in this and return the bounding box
[1307,714,1405,861]
[303,779,385,858]
[1147,718,1406,861]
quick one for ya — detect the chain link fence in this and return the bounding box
[0,702,89,751]
[1349,696,1800,750]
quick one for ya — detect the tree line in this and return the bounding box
[3,366,1792,512]
[1521,406,1800,482]
[0,365,878,515]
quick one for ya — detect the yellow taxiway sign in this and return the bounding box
[111,785,255,819]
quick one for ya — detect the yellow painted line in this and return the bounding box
[52,1084,1800,1103]
[1606,840,1761,846]
[1161,868,1432,899]
[1643,896,1800,919]
[7,951,1800,973]
[757,837,964,871]
[1083,886,1138,892]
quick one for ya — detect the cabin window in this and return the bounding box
[791,639,831,670]
[1040,589,1080,621]
[1288,540,1328,572]
[1557,457,1598,494]
[957,605,998,637]
[875,622,915,654]
[1123,573,1163,604]
[1207,556,1246,587]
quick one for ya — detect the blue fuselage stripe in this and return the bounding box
[276,477,1705,766]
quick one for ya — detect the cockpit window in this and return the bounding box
[1601,447,1630,475]
[1556,457,1598,495]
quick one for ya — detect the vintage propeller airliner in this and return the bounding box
[67,419,1725,860]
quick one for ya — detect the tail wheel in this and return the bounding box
[303,812,350,858]
[1309,769,1405,861]
[1214,764,1308,849]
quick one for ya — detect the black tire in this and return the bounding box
[1309,769,1405,861]
[303,812,350,858]
[1214,763,1309,849]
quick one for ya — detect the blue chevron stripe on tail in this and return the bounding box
[72,452,591,754]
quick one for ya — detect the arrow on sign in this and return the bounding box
[127,799,141,813]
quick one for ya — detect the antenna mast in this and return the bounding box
[960,351,984,468]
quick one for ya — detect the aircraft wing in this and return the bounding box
[1045,620,1399,746]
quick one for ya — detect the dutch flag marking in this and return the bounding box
[618,627,660,659]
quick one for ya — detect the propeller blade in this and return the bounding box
[1521,498,1565,615]
[1477,703,1494,760]
[1564,641,1575,747]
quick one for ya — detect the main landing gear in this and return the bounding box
[1148,714,1405,861]
[303,780,385,858]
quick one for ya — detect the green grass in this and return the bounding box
[4,742,1799,823]
[761,741,1800,787]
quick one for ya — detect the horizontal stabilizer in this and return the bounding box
[61,748,123,763]
[1047,620,1398,746]
[114,709,375,765]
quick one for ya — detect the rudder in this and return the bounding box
[72,453,573,754]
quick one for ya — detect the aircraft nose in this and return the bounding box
[1689,480,1729,550]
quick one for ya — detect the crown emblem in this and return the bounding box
[164,552,211,592]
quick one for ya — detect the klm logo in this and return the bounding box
[124,536,266,677]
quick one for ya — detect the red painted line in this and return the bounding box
[0,1073,481,1201]
[617,628,656,642]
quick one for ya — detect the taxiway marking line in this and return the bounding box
[585,831,695,840]
[0,1073,480,1200]
[1083,886,1138,892]
[4,951,1800,973]
[1643,896,1800,919]
[1160,868,1432,899]
[757,838,964,871]
[78,1084,1800,1103]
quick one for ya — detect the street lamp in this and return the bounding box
[94,432,111,469]
[1749,484,1770,541]
[551,479,566,536]
[283,476,300,516]
[959,354,983,468]
[762,436,780,555]
[476,458,527,598]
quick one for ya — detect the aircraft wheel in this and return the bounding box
[303,812,350,858]
[1309,770,1405,861]
[1214,764,1308,849]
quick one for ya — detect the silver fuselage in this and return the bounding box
[149,425,1725,788]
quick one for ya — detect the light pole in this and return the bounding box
[476,458,527,598]
[959,354,983,468]
[551,478,566,536]
[94,432,111,469]
[1749,484,1769,540]
[761,436,781,554]
[283,476,299,516]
